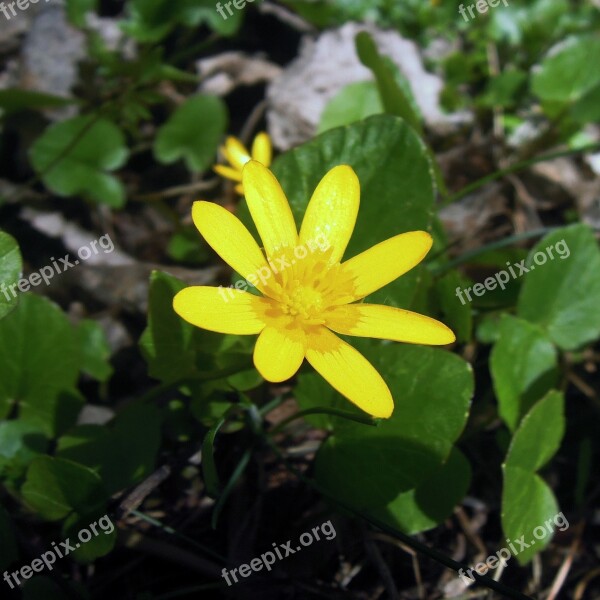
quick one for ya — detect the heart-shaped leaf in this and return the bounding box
[490,315,558,431]
[315,344,473,509]
[0,294,82,436]
[502,390,565,564]
[30,116,129,207]
[517,224,600,350]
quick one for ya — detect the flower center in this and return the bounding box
[280,283,325,323]
[261,245,358,329]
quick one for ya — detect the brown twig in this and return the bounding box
[131,178,219,202]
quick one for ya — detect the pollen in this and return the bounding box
[262,249,357,328]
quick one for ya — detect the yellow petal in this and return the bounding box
[214,164,242,182]
[234,182,244,195]
[173,286,268,334]
[299,165,359,264]
[340,231,432,301]
[242,161,298,258]
[253,326,305,382]
[305,327,393,418]
[192,201,272,293]
[324,303,456,345]
[251,132,272,166]
[224,136,251,170]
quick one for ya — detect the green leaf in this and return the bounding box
[295,372,356,431]
[154,95,227,172]
[434,271,473,344]
[201,417,227,498]
[517,224,600,350]
[315,344,473,509]
[0,421,48,487]
[65,0,98,27]
[191,396,232,427]
[179,0,244,36]
[141,271,252,393]
[140,271,218,384]
[318,81,383,134]
[121,0,183,41]
[56,402,161,495]
[77,320,113,382]
[30,116,129,208]
[501,391,565,565]
[501,467,559,565]
[490,315,558,431]
[0,231,22,320]
[355,32,423,135]
[248,115,435,308]
[167,226,210,265]
[62,512,117,563]
[373,448,471,535]
[478,69,528,109]
[532,34,600,106]
[505,390,564,473]
[21,457,107,521]
[0,294,82,436]
[122,0,243,41]
[0,89,75,116]
[570,81,600,124]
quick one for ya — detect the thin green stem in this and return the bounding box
[270,407,379,435]
[130,509,226,562]
[441,142,600,206]
[211,449,252,529]
[431,227,559,276]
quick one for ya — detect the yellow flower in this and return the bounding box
[173,161,455,418]
[213,133,272,194]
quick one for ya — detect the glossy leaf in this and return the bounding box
[315,344,473,509]
[0,294,82,436]
[505,390,564,473]
[373,447,471,534]
[501,467,560,565]
[517,224,600,350]
[490,315,558,431]
[502,391,565,564]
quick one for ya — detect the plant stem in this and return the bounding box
[431,227,559,275]
[270,407,379,435]
[441,142,600,206]
[130,509,226,562]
